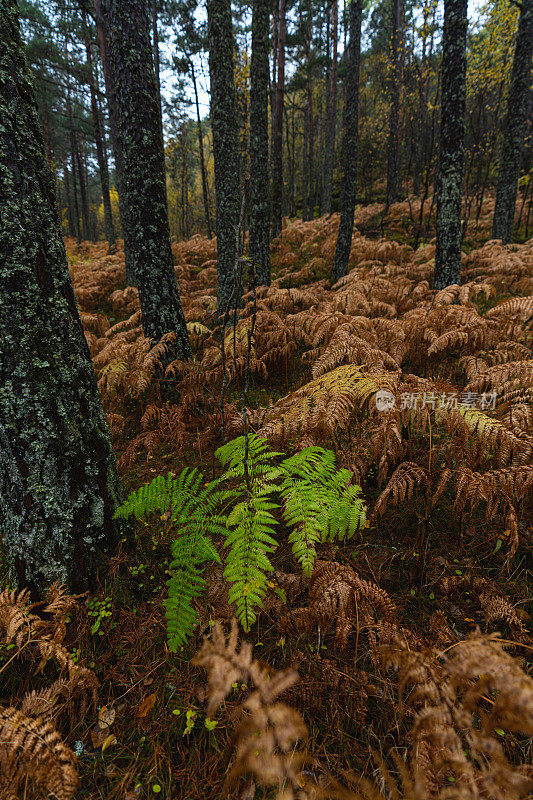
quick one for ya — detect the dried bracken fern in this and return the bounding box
[283,561,396,650]
[193,620,309,799]
[0,706,79,800]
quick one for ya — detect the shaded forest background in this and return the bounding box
[22,0,533,247]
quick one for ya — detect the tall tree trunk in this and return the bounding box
[100,0,191,356]
[314,91,323,214]
[386,0,402,207]
[42,99,53,165]
[181,121,189,240]
[300,0,313,222]
[63,157,76,238]
[94,0,134,281]
[302,104,310,220]
[0,1,123,592]
[492,0,533,243]
[207,0,240,310]
[249,0,271,286]
[322,0,338,216]
[84,17,116,252]
[271,0,286,239]
[434,0,468,289]
[66,73,81,244]
[305,12,314,219]
[331,0,363,283]
[190,59,212,239]
[76,131,91,241]
[152,0,163,135]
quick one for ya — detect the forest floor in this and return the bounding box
[1,197,533,800]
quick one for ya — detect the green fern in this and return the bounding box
[215,435,282,631]
[116,435,367,646]
[280,446,366,575]
[115,468,222,651]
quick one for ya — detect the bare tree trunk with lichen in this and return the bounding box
[492,0,533,244]
[386,0,402,208]
[94,0,134,283]
[207,0,240,310]
[322,0,338,217]
[0,0,124,593]
[271,0,286,240]
[99,0,191,355]
[331,0,363,284]
[433,0,468,290]
[83,13,116,253]
[249,0,271,286]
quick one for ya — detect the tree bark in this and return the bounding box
[322,0,338,216]
[66,71,82,244]
[100,0,191,356]
[207,0,240,310]
[152,0,163,136]
[331,0,363,283]
[75,130,91,241]
[270,0,286,239]
[434,0,468,289]
[249,0,271,286]
[492,0,533,243]
[0,1,123,592]
[94,0,134,281]
[63,156,76,239]
[190,59,212,239]
[386,0,402,207]
[84,17,116,252]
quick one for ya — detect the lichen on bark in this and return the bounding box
[492,0,533,244]
[434,0,468,290]
[331,0,363,284]
[100,0,191,357]
[249,0,271,287]
[207,0,240,310]
[0,1,124,591]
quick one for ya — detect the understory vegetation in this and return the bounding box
[1,204,532,800]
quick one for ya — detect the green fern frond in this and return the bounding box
[117,436,367,645]
[223,495,278,630]
[114,468,222,651]
[279,447,367,573]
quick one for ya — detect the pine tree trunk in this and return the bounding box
[386,0,402,208]
[63,157,76,239]
[249,0,271,286]
[190,59,212,239]
[302,103,310,221]
[331,0,362,283]
[434,0,468,290]
[84,22,116,253]
[322,0,338,216]
[492,0,533,243]
[99,0,191,356]
[207,0,240,310]
[94,0,134,282]
[271,0,286,239]
[76,131,91,241]
[152,0,163,137]
[0,1,123,592]
[66,81,82,244]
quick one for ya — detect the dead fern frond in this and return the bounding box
[374,462,428,516]
[193,620,309,799]
[285,561,396,650]
[0,706,79,800]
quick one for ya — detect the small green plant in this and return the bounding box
[87,595,112,635]
[115,435,366,651]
